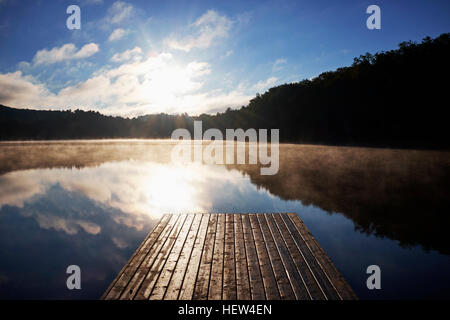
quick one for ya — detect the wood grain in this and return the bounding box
[103,213,357,300]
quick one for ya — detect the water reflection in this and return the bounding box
[0,141,449,299]
[1,161,223,221]
[227,145,450,254]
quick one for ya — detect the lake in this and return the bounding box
[0,140,449,299]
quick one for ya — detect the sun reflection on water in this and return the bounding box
[0,159,249,233]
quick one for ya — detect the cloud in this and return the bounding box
[224,50,233,58]
[106,1,134,25]
[0,51,214,114]
[35,214,101,235]
[252,77,278,93]
[108,28,128,41]
[110,46,143,62]
[0,47,258,115]
[179,90,252,115]
[32,43,99,65]
[272,58,287,71]
[17,61,31,70]
[0,71,55,107]
[165,10,232,52]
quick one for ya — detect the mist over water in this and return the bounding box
[0,140,449,299]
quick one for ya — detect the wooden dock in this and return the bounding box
[102,213,357,300]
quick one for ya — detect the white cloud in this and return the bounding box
[17,61,31,70]
[0,49,254,116]
[0,71,55,107]
[165,10,233,52]
[0,51,216,114]
[272,58,287,71]
[108,28,128,41]
[0,48,259,115]
[178,90,252,115]
[32,43,99,65]
[252,77,278,93]
[106,1,134,24]
[110,46,143,62]
[224,50,233,57]
[1,11,270,117]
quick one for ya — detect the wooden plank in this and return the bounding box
[163,214,203,300]
[133,214,189,300]
[249,214,280,300]
[101,214,169,299]
[208,213,226,300]
[192,214,218,300]
[279,213,339,299]
[242,214,265,300]
[150,214,197,299]
[102,213,357,300]
[176,214,210,300]
[222,214,237,300]
[272,214,318,300]
[103,214,175,299]
[117,214,181,300]
[234,213,251,300]
[286,213,357,300]
[256,214,295,300]
[128,215,172,270]
[264,214,311,300]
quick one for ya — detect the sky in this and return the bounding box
[0,0,449,117]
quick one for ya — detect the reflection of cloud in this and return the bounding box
[0,160,249,234]
[0,173,47,208]
[112,237,129,249]
[35,214,101,235]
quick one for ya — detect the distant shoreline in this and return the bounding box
[1,138,449,152]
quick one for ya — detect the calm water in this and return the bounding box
[0,140,449,299]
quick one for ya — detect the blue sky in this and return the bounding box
[0,0,449,116]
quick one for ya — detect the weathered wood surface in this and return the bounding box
[102,213,357,300]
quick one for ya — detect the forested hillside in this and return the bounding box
[1,33,449,148]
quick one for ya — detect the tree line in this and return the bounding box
[1,33,449,148]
